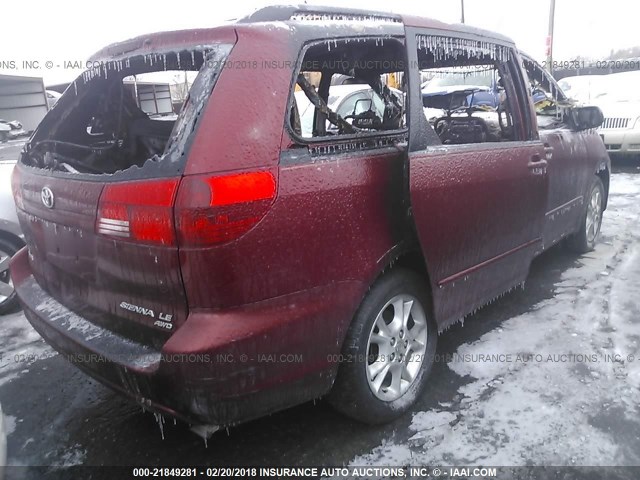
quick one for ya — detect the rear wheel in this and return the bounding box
[328,269,437,424]
[567,176,605,254]
[0,237,23,314]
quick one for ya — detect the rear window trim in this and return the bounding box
[21,42,235,183]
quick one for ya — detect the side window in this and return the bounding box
[289,37,406,140]
[414,34,523,144]
[521,57,569,129]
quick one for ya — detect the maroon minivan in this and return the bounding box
[10,5,609,427]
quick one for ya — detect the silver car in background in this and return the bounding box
[0,160,23,314]
[593,71,640,156]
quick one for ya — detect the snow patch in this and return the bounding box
[348,173,640,466]
[0,311,56,386]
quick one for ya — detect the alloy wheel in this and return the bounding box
[366,294,428,402]
[586,186,602,244]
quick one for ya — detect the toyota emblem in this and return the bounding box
[41,186,54,209]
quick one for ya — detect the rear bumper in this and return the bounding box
[11,247,361,426]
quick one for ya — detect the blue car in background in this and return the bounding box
[422,67,547,111]
[422,68,501,110]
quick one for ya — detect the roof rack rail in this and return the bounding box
[237,4,402,24]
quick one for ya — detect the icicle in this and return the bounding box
[153,413,165,440]
[191,50,196,68]
[190,424,220,446]
[177,52,181,69]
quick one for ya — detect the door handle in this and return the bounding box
[527,158,548,174]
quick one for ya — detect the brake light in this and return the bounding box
[96,178,179,245]
[11,166,24,210]
[176,171,277,247]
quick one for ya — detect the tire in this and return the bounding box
[0,236,23,315]
[328,268,437,424]
[567,176,605,254]
[0,132,8,143]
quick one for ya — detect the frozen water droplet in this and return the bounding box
[153,413,165,440]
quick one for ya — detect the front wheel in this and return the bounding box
[328,269,437,424]
[567,176,605,254]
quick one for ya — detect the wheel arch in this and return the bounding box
[0,229,24,250]
[368,244,436,320]
[596,162,610,210]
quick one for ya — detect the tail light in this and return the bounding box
[96,178,179,246]
[175,170,277,247]
[11,166,24,210]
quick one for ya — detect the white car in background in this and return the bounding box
[294,84,403,138]
[558,75,606,104]
[594,71,640,156]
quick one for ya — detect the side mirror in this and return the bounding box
[567,106,604,131]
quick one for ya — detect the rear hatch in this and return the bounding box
[13,34,235,347]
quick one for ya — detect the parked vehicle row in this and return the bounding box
[9,5,609,429]
[560,71,640,156]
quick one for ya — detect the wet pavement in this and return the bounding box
[0,159,639,478]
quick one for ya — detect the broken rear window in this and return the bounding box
[21,44,232,175]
